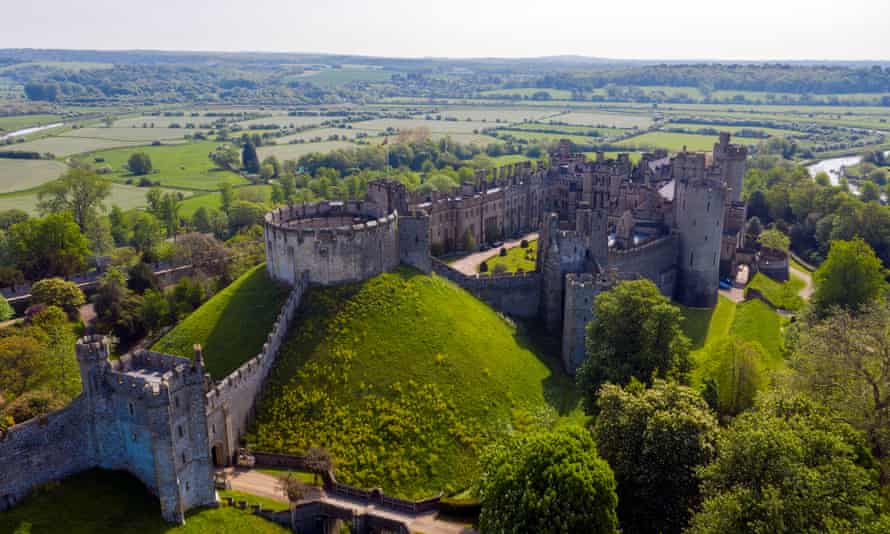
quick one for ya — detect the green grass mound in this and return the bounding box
[248,267,578,499]
[153,265,290,378]
[746,272,805,311]
[0,469,289,534]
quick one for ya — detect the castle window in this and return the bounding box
[690,251,694,266]
[186,481,190,492]
[175,396,179,409]
[132,432,137,442]
[178,425,183,439]
[182,453,186,464]
[128,402,134,416]
[212,424,216,435]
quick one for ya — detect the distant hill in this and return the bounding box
[247,267,580,498]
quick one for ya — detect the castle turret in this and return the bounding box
[673,175,727,307]
[562,273,609,374]
[712,132,748,203]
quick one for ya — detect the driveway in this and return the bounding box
[449,232,538,276]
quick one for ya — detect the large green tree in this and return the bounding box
[36,167,111,231]
[8,213,90,279]
[792,301,890,483]
[29,278,85,316]
[127,152,153,175]
[477,427,619,534]
[593,380,717,534]
[812,238,887,315]
[701,337,767,419]
[242,142,260,174]
[577,279,691,411]
[688,393,889,534]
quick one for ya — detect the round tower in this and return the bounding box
[674,177,726,307]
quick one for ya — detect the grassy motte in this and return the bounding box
[480,240,537,274]
[0,469,289,534]
[152,265,290,378]
[249,267,579,498]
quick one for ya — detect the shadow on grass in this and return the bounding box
[679,305,716,351]
[512,321,582,417]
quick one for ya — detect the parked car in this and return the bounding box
[236,448,255,468]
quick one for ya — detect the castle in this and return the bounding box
[0,133,748,524]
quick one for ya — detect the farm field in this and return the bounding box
[0,183,186,214]
[179,185,273,218]
[665,122,801,137]
[431,106,558,123]
[497,130,617,145]
[11,135,144,157]
[236,115,327,129]
[506,122,624,136]
[0,158,67,193]
[478,87,574,100]
[87,141,246,191]
[352,118,491,135]
[0,113,64,133]
[0,469,289,534]
[617,131,720,152]
[274,127,363,144]
[552,111,654,129]
[256,140,355,161]
[249,267,580,498]
[300,67,394,87]
[60,126,199,142]
[153,265,290,379]
[113,116,213,128]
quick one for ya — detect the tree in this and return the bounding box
[477,427,619,534]
[757,227,790,255]
[36,167,111,231]
[577,280,692,411]
[140,289,170,332]
[278,473,310,505]
[93,268,143,341]
[0,335,46,398]
[593,380,718,534]
[688,393,889,534]
[219,182,235,215]
[0,209,28,231]
[860,180,882,203]
[209,145,240,172]
[813,238,887,315]
[0,294,13,321]
[127,152,153,175]
[461,228,476,252]
[702,337,766,418]
[30,278,85,316]
[9,212,90,279]
[131,212,164,255]
[242,142,260,174]
[85,215,114,263]
[173,233,230,277]
[280,174,297,203]
[303,447,333,485]
[228,201,265,231]
[127,262,160,294]
[108,205,130,246]
[29,305,80,399]
[792,301,890,482]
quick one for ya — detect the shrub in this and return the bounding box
[492,264,507,275]
[499,247,507,257]
[30,278,85,317]
[520,239,529,248]
[479,261,489,273]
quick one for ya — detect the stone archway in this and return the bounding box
[211,442,226,467]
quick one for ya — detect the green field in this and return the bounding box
[746,272,805,311]
[256,140,355,162]
[554,111,653,129]
[506,122,624,136]
[618,131,721,152]
[665,122,800,137]
[88,141,246,191]
[153,265,290,378]
[300,67,393,88]
[0,183,187,214]
[496,130,617,145]
[0,114,64,133]
[11,135,144,157]
[0,158,67,193]
[249,268,579,498]
[479,88,574,100]
[179,185,272,218]
[0,469,289,534]
[431,107,557,123]
[481,241,537,274]
[681,295,786,385]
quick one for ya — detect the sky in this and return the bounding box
[2,0,888,61]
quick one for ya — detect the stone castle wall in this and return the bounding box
[265,202,400,286]
[205,272,308,466]
[608,233,680,298]
[431,259,541,319]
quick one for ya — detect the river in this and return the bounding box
[807,150,890,197]
[0,122,65,142]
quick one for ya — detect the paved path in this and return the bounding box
[221,468,472,534]
[448,232,538,275]
[790,265,814,300]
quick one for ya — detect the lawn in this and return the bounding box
[152,265,290,379]
[256,140,355,162]
[0,158,67,193]
[218,490,289,512]
[618,131,721,152]
[746,272,805,311]
[249,268,580,498]
[680,295,786,383]
[0,469,289,534]
[480,241,537,274]
[87,141,246,191]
